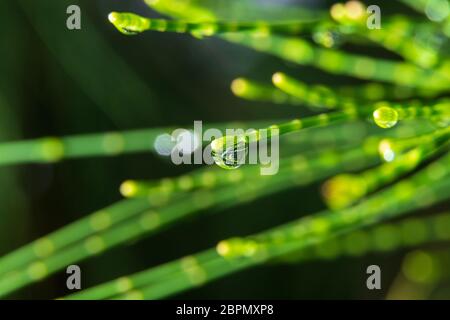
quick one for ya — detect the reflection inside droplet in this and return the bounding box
[119,28,140,35]
[210,135,248,170]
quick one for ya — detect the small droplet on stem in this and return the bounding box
[210,135,248,170]
[373,106,399,128]
[108,12,149,35]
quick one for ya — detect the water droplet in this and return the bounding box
[373,106,399,129]
[425,0,450,22]
[108,12,148,35]
[210,135,248,170]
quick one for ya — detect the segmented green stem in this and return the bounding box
[108,11,450,89]
[112,168,450,299]
[277,211,450,262]
[332,11,446,68]
[242,109,373,143]
[222,32,450,90]
[0,146,378,297]
[230,78,304,106]
[272,72,450,119]
[233,77,441,106]
[66,154,450,299]
[143,0,216,22]
[378,126,450,157]
[336,82,439,101]
[359,16,443,68]
[122,137,380,198]
[144,0,325,23]
[0,121,274,167]
[108,12,317,36]
[323,129,450,209]
[272,72,359,109]
[0,129,164,166]
[0,199,152,278]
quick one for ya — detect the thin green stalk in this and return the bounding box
[122,139,379,198]
[336,82,440,101]
[323,130,450,209]
[114,168,450,299]
[144,0,325,22]
[0,146,378,297]
[272,72,360,109]
[221,32,450,90]
[230,78,304,106]
[273,73,450,112]
[0,198,152,278]
[332,10,445,67]
[0,120,274,167]
[0,123,384,282]
[130,120,438,200]
[372,100,450,128]
[67,153,450,300]
[0,129,165,166]
[265,101,448,136]
[106,11,450,89]
[218,108,373,144]
[358,16,443,68]
[378,127,450,156]
[276,211,450,263]
[108,12,318,36]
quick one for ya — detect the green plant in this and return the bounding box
[0,0,449,299]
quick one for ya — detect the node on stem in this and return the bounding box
[322,174,367,210]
